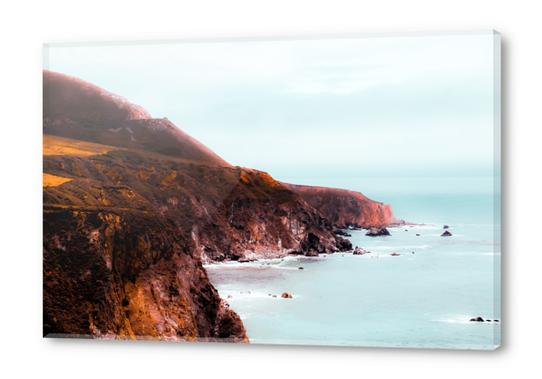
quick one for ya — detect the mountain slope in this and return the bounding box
[43,135,352,262]
[43,70,228,165]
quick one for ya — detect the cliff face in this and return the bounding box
[283,184,401,229]
[192,169,352,263]
[43,141,352,265]
[43,208,247,341]
[43,141,251,340]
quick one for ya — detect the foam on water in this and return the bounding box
[365,244,433,250]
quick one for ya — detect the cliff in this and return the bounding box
[282,184,401,229]
[43,208,247,342]
[43,70,357,340]
[192,169,352,262]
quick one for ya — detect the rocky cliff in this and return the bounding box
[43,70,362,340]
[192,169,352,262]
[43,143,352,264]
[43,208,247,342]
[282,184,401,229]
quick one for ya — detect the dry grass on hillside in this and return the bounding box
[43,135,115,156]
[43,173,72,187]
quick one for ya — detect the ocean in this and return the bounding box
[205,176,501,349]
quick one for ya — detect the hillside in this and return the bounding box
[43,70,228,165]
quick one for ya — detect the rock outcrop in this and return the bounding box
[441,231,453,237]
[332,228,352,237]
[365,226,391,236]
[353,246,370,255]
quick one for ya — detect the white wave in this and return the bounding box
[432,318,473,324]
[205,260,281,269]
[349,253,401,259]
[423,234,463,237]
[222,291,302,300]
[398,225,450,230]
[433,318,499,325]
[480,252,501,256]
[203,261,247,269]
[235,312,258,320]
[365,245,432,251]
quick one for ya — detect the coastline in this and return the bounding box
[205,211,501,350]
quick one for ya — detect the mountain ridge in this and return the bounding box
[44,70,229,165]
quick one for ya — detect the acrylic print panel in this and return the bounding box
[43,31,501,349]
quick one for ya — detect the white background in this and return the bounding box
[1,1,540,378]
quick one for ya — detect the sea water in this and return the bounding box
[205,176,501,349]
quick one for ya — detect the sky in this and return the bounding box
[44,32,499,181]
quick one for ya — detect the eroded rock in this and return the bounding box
[365,226,391,236]
[353,246,370,255]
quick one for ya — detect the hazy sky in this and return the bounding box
[44,32,498,180]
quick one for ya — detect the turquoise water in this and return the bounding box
[206,176,501,349]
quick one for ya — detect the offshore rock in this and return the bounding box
[441,231,453,237]
[353,246,370,255]
[365,226,391,237]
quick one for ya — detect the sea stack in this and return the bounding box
[365,226,391,236]
[353,246,370,255]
